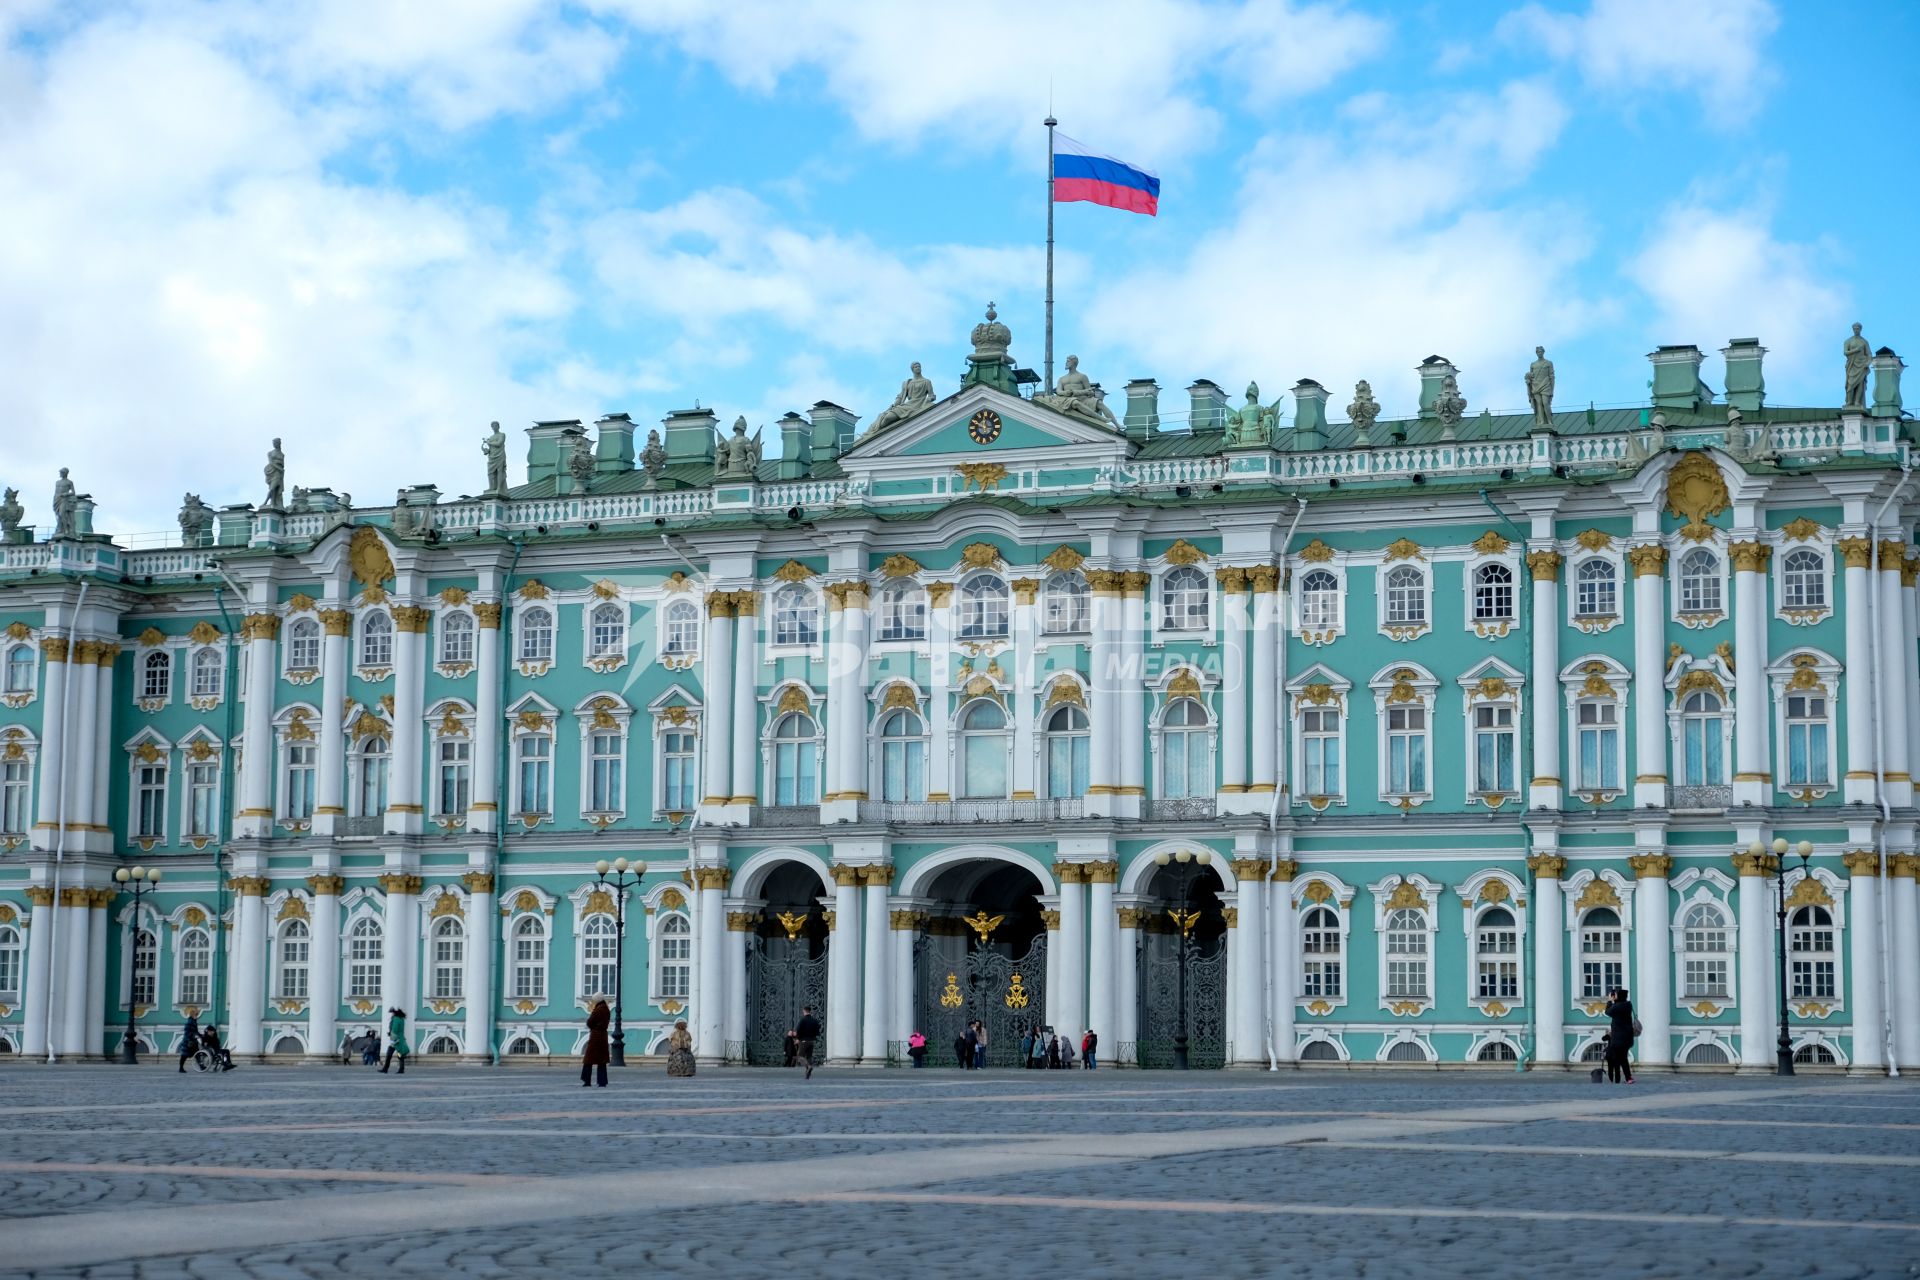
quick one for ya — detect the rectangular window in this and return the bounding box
[134,763,167,839]
[882,736,927,804]
[1,759,29,835]
[437,739,471,817]
[662,731,697,812]
[1474,704,1516,794]
[348,929,382,999]
[1301,708,1340,797]
[179,933,211,1007]
[277,935,308,1000]
[589,732,623,813]
[433,936,464,1000]
[517,736,552,816]
[284,744,316,819]
[186,760,219,837]
[1684,958,1729,999]
[1576,701,1619,791]
[1683,714,1725,786]
[1791,959,1836,1000]
[1786,694,1830,786]
[1046,734,1088,800]
[130,931,157,1007]
[1477,960,1518,1000]
[1386,706,1426,794]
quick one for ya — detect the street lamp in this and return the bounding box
[113,865,161,1065]
[593,856,648,1067]
[1153,848,1212,1071]
[1763,836,1816,1076]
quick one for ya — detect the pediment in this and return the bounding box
[838,384,1130,479]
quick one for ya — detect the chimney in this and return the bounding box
[1291,380,1328,450]
[1721,339,1766,412]
[807,401,859,470]
[594,413,635,474]
[1649,345,1710,411]
[1187,379,1228,431]
[777,412,812,480]
[1124,379,1159,445]
[525,419,580,486]
[1872,348,1904,418]
[217,504,252,546]
[1416,356,1456,419]
[664,408,718,467]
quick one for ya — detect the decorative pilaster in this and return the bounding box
[1627,546,1667,808]
[1229,857,1266,1065]
[386,606,430,835]
[1888,854,1920,1069]
[235,615,279,838]
[724,909,752,1061]
[1054,861,1087,1046]
[66,641,99,838]
[889,908,921,1052]
[1877,540,1912,807]
[692,865,730,1062]
[1526,552,1563,809]
[376,872,422,1049]
[1269,859,1299,1063]
[1084,861,1118,1053]
[311,609,352,833]
[88,646,116,843]
[84,887,107,1057]
[1835,538,1878,804]
[461,871,495,1061]
[1086,570,1122,816]
[827,863,862,1064]
[229,874,273,1055]
[859,863,891,1064]
[1218,568,1250,809]
[31,637,68,851]
[1118,571,1150,818]
[823,582,870,821]
[469,604,502,834]
[1011,578,1039,799]
[925,582,953,800]
[1627,853,1672,1065]
[21,886,55,1056]
[1114,904,1144,1066]
[1731,848,1777,1069]
[305,875,344,1059]
[1729,541,1772,806]
[729,593,759,810]
[57,885,90,1055]
[701,593,735,820]
[1248,566,1280,800]
[1841,852,1885,1072]
[1528,853,1566,1063]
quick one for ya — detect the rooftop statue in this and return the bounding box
[1346,380,1381,447]
[289,486,311,514]
[640,429,668,490]
[1222,381,1280,447]
[264,438,285,510]
[1844,322,1871,408]
[1034,355,1120,426]
[1724,405,1750,460]
[568,432,595,490]
[178,493,210,546]
[51,467,76,540]
[868,361,936,436]
[483,421,508,496]
[391,491,417,536]
[0,487,21,540]
[1526,346,1555,426]
[1434,372,1467,437]
[715,416,762,479]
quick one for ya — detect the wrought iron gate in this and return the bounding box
[1137,936,1227,1069]
[746,936,828,1065]
[915,934,1047,1067]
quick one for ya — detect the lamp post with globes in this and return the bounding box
[593,857,647,1067]
[114,865,162,1064]
[1153,848,1213,1071]
[1760,836,1816,1076]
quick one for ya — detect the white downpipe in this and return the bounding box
[1869,462,1913,1076]
[1265,498,1307,1070]
[41,578,89,1063]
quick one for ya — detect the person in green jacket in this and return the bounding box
[380,1007,410,1075]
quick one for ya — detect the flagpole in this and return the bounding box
[1044,115,1056,393]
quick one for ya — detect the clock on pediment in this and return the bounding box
[967,409,1002,445]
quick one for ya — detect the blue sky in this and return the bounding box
[1,0,1914,535]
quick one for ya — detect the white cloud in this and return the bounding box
[1498,0,1779,127]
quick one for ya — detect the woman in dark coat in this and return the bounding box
[1604,987,1637,1084]
[581,999,611,1087]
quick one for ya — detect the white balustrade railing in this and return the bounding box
[123,549,214,577]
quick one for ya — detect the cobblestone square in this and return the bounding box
[3,1065,1917,1278]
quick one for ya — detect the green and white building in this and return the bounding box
[1,309,1916,1072]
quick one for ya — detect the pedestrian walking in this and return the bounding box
[972,1020,989,1070]
[953,1030,970,1069]
[580,999,611,1087]
[908,1030,927,1067]
[1019,1027,1034,1067]
[1060,1035,1075,1069]
[1046,1033,1062,1069]
[177,1014,200,1073]
[360,1027,380,1066]
[794,1005,822,1079]
[1604,987,1637,1084]
[666,1019,696,1077]
[963,1022,979,1070]
[1028,1028,1047,1070]
[1082,1029,1098,1070]
[379,1008,409,1075]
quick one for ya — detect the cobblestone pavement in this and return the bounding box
[2,1064,1917,1278]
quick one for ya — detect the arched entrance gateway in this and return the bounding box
[913,859,1048,1067]
[1134,854,1228,1069]
[744,862,830,1065]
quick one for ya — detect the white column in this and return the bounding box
[1119,575,1147,817]
[386,609,427,835]
[1839,543,1877,805]
[236,615,279,838]
[724,909,750,1061]
[228,876,269,1055]
[1903,560,1920,789]
[1219,571,1249,809]
[1889,857,1920,1068]
[1055,863,1086,1047]
[1114,905,1141,1066]
[1269,864,1298,1063]
[462,872,495,1062]
[1042,907,1063,1031]
[1528,554,1562,810]
[57,887,90,1055]
[860,869,891,1063]
[1229,858,1265,1065]
[891,914,916,1048]
[1734,851,1775,1069]
[1844,854,1885,1072]
[1085,862,1117,1055]
[1730,543,1771,807]
[729,602,758,809]
[693,867,727,1062]
[1630,856,1671,1066]
[306,876,342,1060]
[32,639,68,851]
[86,891,107,1057]
[314,611,351,833]
[1531,856,1566,1064]
[376,873,420,1052]
[65,644,100,836]
[701,595,734,819]
[22,888,54,1057]
[830,585,871,819]
[1011,579,1038,799]
[1249,571,1279,800]
[821,589,850,805]
[468,607,501,835]
[89,648,115,838]
[927,585,953,800]
[1629,548,1667,808]
[1087,572,1120,816]
[826,865,861,1064]
[1876,541,1912,808]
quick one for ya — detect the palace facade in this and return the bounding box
[0,312,1916,1072]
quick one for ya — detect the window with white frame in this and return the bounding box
[1300,706,1341,798]
[1472,702,1517,796]
[1043,571,1089,634]
[128,927,158,1007]
[771,712,818,806]
[1043,704,1089,799]
[1301,906,1342,998]
[0,751,28,835]
[275,920,309,999]
[1474,907,1518,1000]
[1159,698,1212,798]
[581,915,618,999]
[587,728,623,814]
[958,700,1009,799]
[1575,698,1621,792]
[1579,907,1623,998]
[141,650,172,702]
[283,741,317,820]
[0,924,20,1000]
[876,580,926,642]
[347,917,382,999]
[435,737,471,818]
[588,603,626,660]
[3,644,32,694]
[1472,563,1515,623]
[431,917,464,1000]
[515,730,553,818]
[1678,548,1722,616]
[285,618,320,672]
[1160,566,1210,632]
[957,574,1009,640]
[661,600,701,657]
[1785,691,1831,786]
[518,607,555,664]
[185,756,218,837]
[352,736,390,819]
[1383,565,1426,627]
[1789,904,1836,999]
[133,755,167,839]
[1297,569,1341,631]
[1574,558,1618,618]
[1680,902,1731,999]
[190,647,223,700]
[360,611,394,668]
[1383,908,1429,999]
[1781,548,1826,610]
[178,926,212,1006]
[654,913,692,1000]
[1385,703,1427,797]
[511,915,547,1000]
[771,585,818,647]
[1678,691,1726,786]
[440,611,475,666]
[659,725,696,813]
[879,709,927,803]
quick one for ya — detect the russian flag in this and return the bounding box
[1053,135,1159,216]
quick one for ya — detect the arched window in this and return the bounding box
[771,585,818,647]
[1383,565,1425,626]
[1785,689,1830,786]
[771,712,818,806]
[275,920,309,1000]
[0,925,20,1001]
[878,709,926,804]
[1300,1039,1341,1061]
[425,1035,460,1055]
[353,736,390,819]
[589,603,625,659]
[347,917,383,999]
[581,914,618,999]
[1473,563,1514,622]
[3,645,32,693]
[662,600,701,656]
[957,700,1008,799]
[1679,691,1725,786]
[1680,902,1730,999]
[1477,1040,1518,1062]
[876,580,926,642]
[1383,908,1428,998]
[1578,906,1623,999]
[1474,907,1518,1000]
[656,914,691,1000]
[360,611,394,668]
[1161,566,1210,631]
[1575,559,1617,618]
[431,917,464,1000]
[1679,549,1721,615]
[141,650,171,701]
[1043,704,1089,799]
[506,1036,542,1056]
[177,927,211,1007]
[440,612,475,666]
[286,618,320,672]
[1575,697,1620,792]
[518,607,554,663]
[1301,906,1342,998]
[1298,569,1340,630]
[129,927,158,1008]
[957,574,1009,640]
[511,915,548,1001]
[1793,1041,1838,1065]
[1789,904,1836,1000]
[1159,697,1211,798]
[1043,571,1089,634]
[1782,549,1826,610]
[190,647,223,700]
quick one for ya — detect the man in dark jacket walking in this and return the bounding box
[1604,987,1637,1084]
[177,1014,200,1072]
[794,1006,822,1079]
